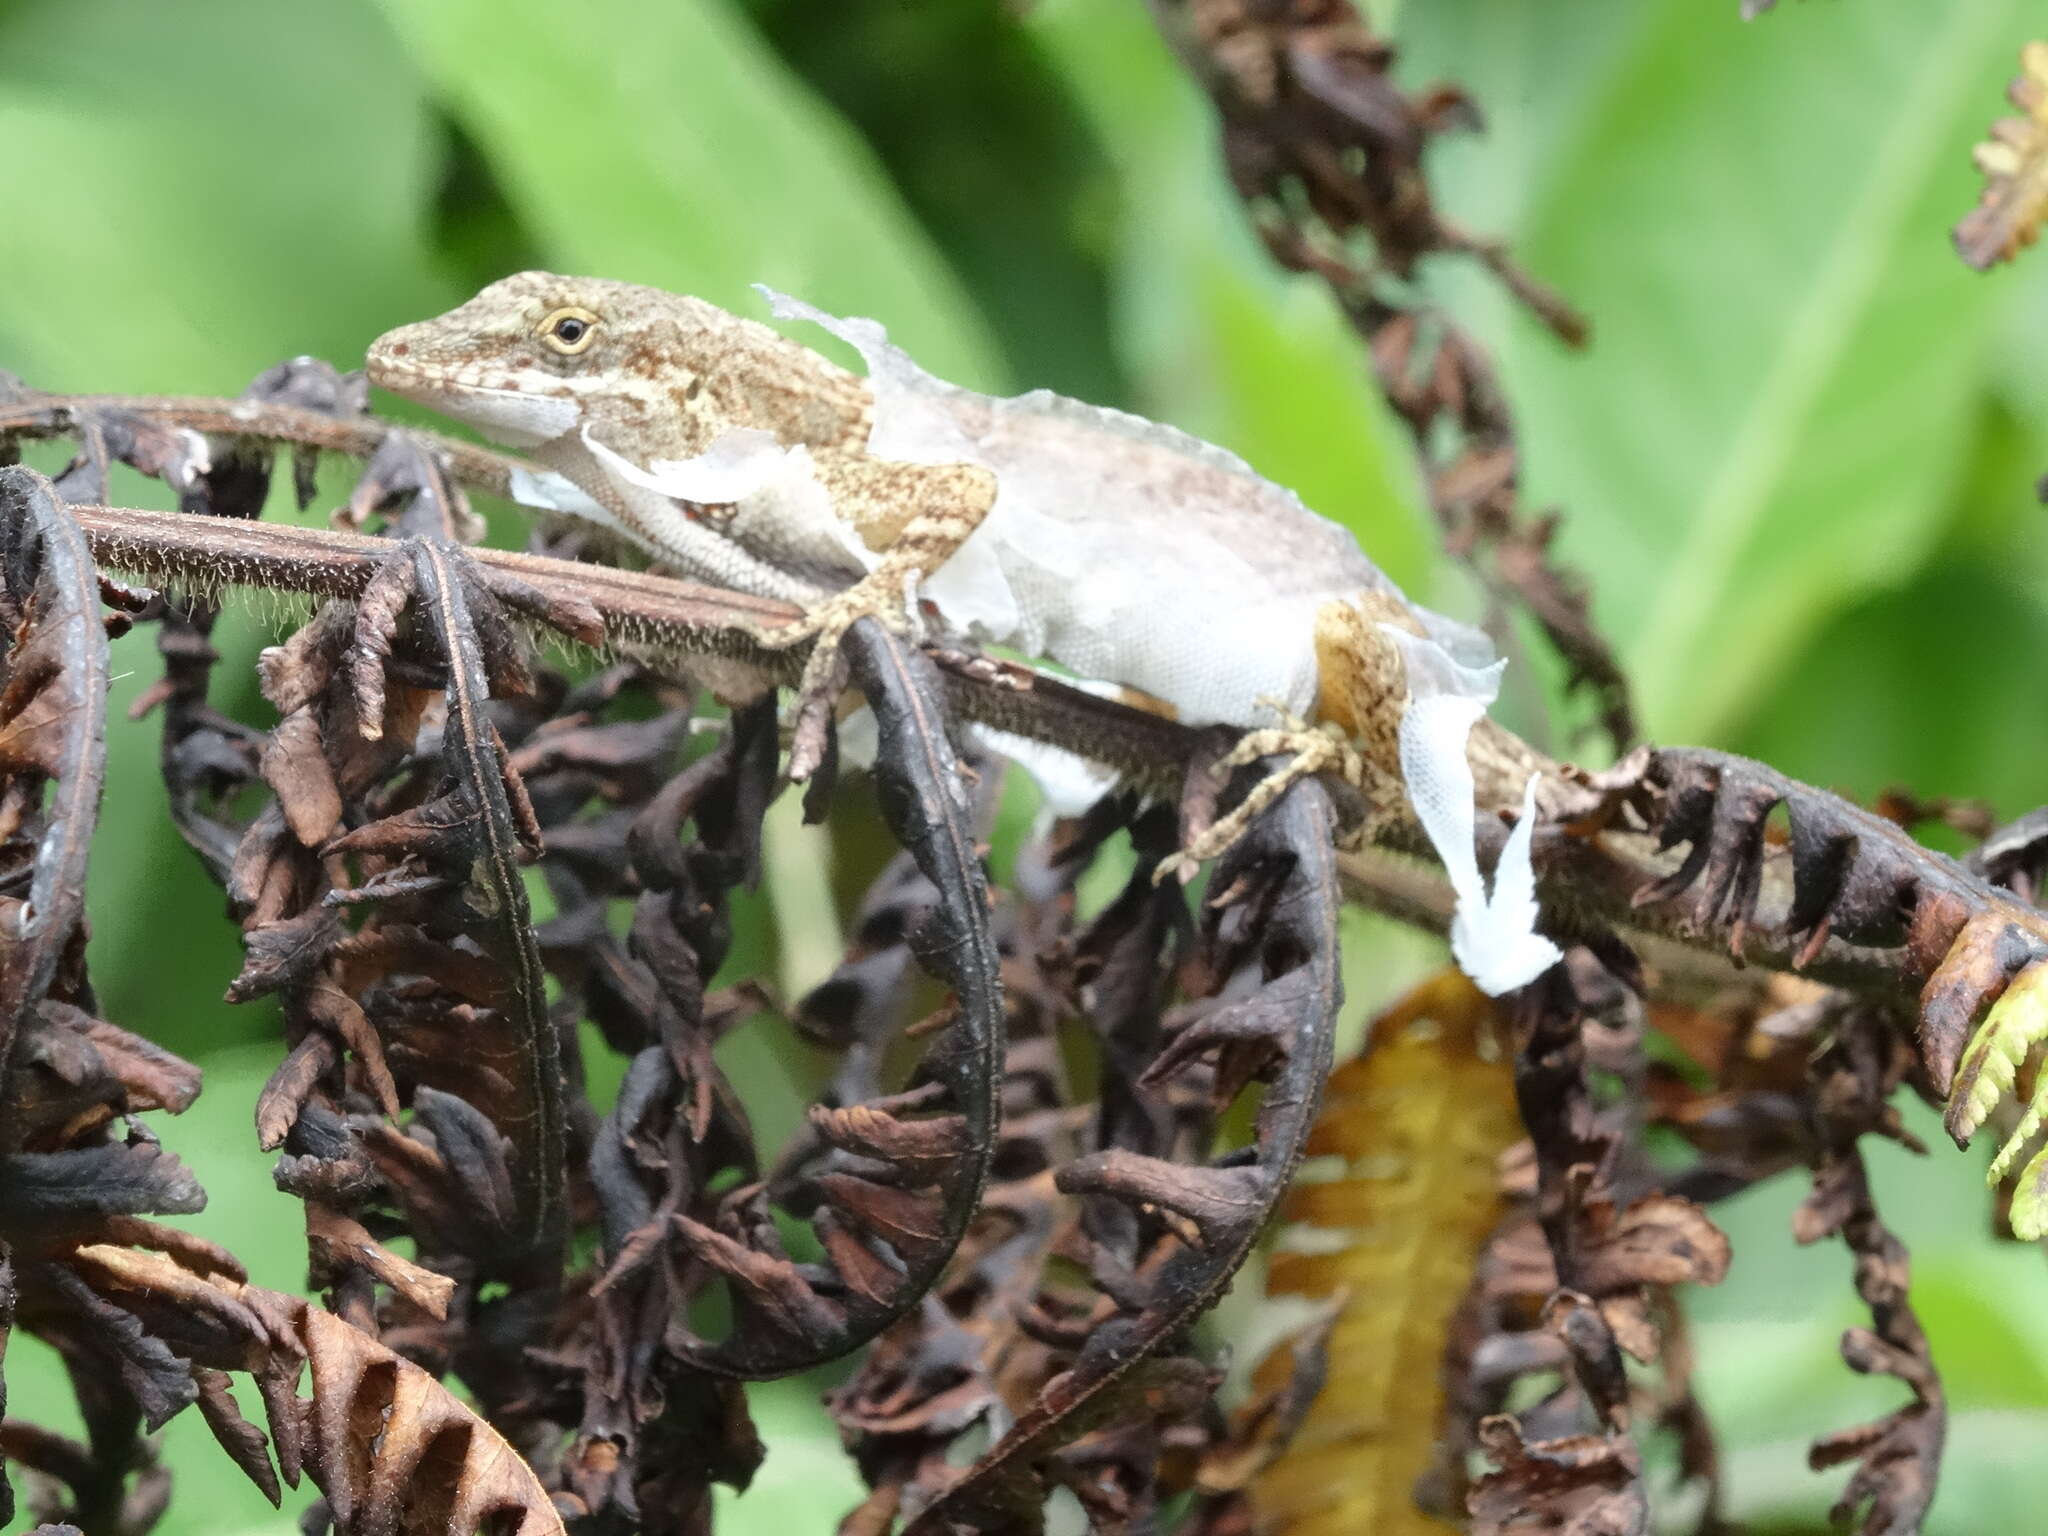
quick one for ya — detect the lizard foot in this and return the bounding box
[742,571,924,782]
[1154,712,1365,885]
[744,565,924,653]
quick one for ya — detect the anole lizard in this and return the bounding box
[366,272,1561,994]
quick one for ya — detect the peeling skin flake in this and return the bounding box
[507,464,609,521]
[839,709,1120,822]
[580,426,875,579]
[434,384,580,449]
[1384,628,1561,995]
[965,724,1122,821]
[759,285,1370,729]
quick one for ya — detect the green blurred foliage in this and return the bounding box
[3,0,2047,1531]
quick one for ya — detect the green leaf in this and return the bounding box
[1689,1098,2048,1528]
[0,6,448,1525]
[745,0,1133,407]
[1475,0,2026,740]
[1733,553,2048,809]
[0,0,449,1055]
[367,0,1002,388]
[1395,1,1666,249]
[0,0,447,389]
[1022,0,1435,596]
[715,1382,866,1531]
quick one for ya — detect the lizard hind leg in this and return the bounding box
[1154,712,1368,886]
[1153,594,1414,884]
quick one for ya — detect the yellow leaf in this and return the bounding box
[1955,41,2048,269]
[1246,970,1521,1535]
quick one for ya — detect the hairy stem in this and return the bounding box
[58,498,2018,1020]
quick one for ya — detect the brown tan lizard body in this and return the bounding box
[367,272,1561,993]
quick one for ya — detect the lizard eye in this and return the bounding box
[540,306,599,356]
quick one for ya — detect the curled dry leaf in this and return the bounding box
[1797,1013,1944,1536]
[305,1204,456,1320]
[905,772,1343,1534]
[1454,966,1663,1536]
[0,469,111,1081]
[560,623,1005,1389]
[1467,1416,1644,1536]
[1149,0,1634,751]
[1588,744,2048,1245]
[73,1245,565,1536]
[297,1304,565,1536]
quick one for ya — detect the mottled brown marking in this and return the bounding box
[1311,591,1416,779]
[815,452,995,553]
[621,343,666,381]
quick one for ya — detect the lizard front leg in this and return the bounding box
[741,453,999,774]
[746,452,998,649]
[564,423,997,773]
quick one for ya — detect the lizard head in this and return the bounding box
[366,271,733,451]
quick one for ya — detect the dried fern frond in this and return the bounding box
[71,1245,566,1536]
[1955,41,2048,270]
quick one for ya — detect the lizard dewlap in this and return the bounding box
[365,272,1561,996]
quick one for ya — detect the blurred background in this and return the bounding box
[4,0,2048,1530]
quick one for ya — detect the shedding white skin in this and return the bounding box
[972,727,1122,820]
[578,427,876,582]
[761,287,1559,993]
[1384,628,1562,995]
[844,719,1121,822]
[508,464,613,522]
[838,711,1121,821]
[436,387,580,449]
[760,286,1339,727]
[757,287,1556,993]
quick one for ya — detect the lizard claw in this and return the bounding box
[754,573,926,784]
[1154,720,1366,883]
[785,638,852,784]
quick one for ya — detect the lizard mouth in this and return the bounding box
[362,355,581,451]
[363,349,452,397]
